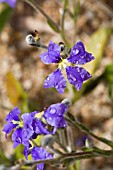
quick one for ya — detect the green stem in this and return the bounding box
[7,148,113,170]
[24,0,71,47]
[93,146,113,157]
[61,0,70,47]
[65,114,113,148]
[23,0,60,32]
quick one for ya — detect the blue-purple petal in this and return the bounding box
[78,66,92,81]
[43,103,68,128]
[66,66,91,90]
[37,163,44,170]
[3,122,17,135]
[40,41,61,64]
[44,68,66,94]
[68,41,94,65]
[34,119,49,135]
[6,107,20,122]
[12,128,30,148]
[31,146,53,170]
[21,113,34,138]
[0,0,16,8]
[24,147,31,160]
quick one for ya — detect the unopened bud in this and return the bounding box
[61,98,72,107]
[26,34,47,49]
[26,34,36,45]
[26,34,42,47]
[41,134,54,148]
[85,138,93,148]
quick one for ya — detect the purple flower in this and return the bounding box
[0,0,16,8]
[43,102,68,129]
[6,107,20,121]
[31,146,53,170]
[21,112,35,139]
[68,41,94,65]
[3,100,71,169]
[12,128,30,148]
[24,147,31,160]
[44,68,66,94]
[2,107,20,136]
[40,41,94,93]
[33,119,50,135]
[3,101,69,149]
[66,66,92,90]
[22,111,51,138]
[40,41,61,64]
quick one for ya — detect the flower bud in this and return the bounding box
[41,134,54,148]
[26,34,36,45]
[61,98,72,107]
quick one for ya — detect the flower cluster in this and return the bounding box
[3,100,69,170]
[0,0,16,8]
[40,41,94,93]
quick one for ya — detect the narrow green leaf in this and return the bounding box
[83,64,113,95]
[83,27,112,74]
[108,84,112,99]
[73,1,80,21]
[0,148,10,165]
[47,20,60,33]
[14,145,24,160]
[103,64,113,99]
[5,71,27,106]
[83,74,104,95]
[69,164,75,170]
[64,0,69,9]
[0,5,12,32]
[75,160,81,170]
[104,64,113,83]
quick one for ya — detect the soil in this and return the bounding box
[0,0,113,170]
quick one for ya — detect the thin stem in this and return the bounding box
[65,114,113,148]
[24,0,71,47]
[23,0,60,32]
[6,148,113,170]
[54,134,69,153]
[40,44,48,49]
[93,146,113,157]
[61,0,70,47]
[66,126,75,152]
[30,43,48,49]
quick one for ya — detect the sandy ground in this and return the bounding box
[0,0,113,169]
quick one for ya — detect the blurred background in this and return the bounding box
[0,0,113,169]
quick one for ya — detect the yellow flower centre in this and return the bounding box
[18,121,24,127]
[35,111,44,119]
[58,58,68,69]
[12,120,19,125]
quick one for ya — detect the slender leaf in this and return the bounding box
[83,27,112,74]
[64,0,69,9]
[5,71,27,106]
[0,5,12,32]
[108,84,112,99]
[103,64,113,99]
[83,74,104,95]
[0,148,10,165]
[47,20,60,33]
[83,64,113,95]
[73,1,80,21]
[14,145,24,160]
[104,64,113,83]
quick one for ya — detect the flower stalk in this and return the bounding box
[23,0,60,32]
[65,113,113,148]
